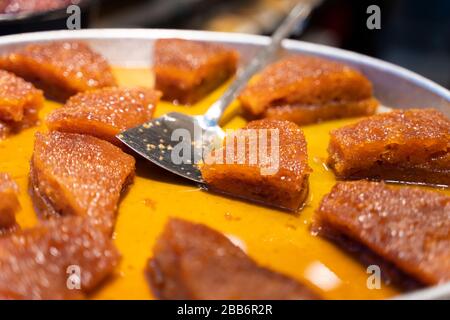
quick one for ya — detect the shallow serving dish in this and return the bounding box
[0,29,448,300]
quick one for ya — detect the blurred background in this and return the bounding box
[0,0,449,88]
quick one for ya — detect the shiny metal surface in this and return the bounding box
[118,113,206,184]
[119,1,316,185]
[0,28,448,299]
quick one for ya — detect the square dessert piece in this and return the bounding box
[46,87,161,144]
[0,70,43,137]
[0,41,117,101]
[147,218,319,300]
[0,216,120,300]
[239,55,378,125]
[30,131,135,235]
[314,181,450,286]
[328,109,450,186]
[201,119,311,211]
[154,38,239,104]
[0,173,19,233]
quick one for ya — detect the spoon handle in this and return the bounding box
[203,0,320,126]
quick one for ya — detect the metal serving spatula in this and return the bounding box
[118,1,318,183]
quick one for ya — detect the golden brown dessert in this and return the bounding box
[314,181,450,286]
[0,173,19,233]
[154,38,238,104]
[0,70,43,137]
[46,87,161,144]
[239,55,378,125]
[328,109,450,186]
[0,70,43,122]
[30,131,135,234]
[201,119,311,211]
[0,216,120,299]
[0,41,116,101]
[147,218,320,300]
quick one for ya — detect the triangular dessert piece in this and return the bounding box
[0,41,116,101]
[0,216,120,299]
[154,38,238,104]
[239,55,378,125]
[46,87,161,144]
[0,70,43,138]
[201,119,311,211]
[147,218,320,299]
[30,131,135,234]
[314,181,450,286]
[328,109,450,186]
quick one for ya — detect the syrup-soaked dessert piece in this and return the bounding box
[0,70,43,137]
[0,70,43,122]
[30,131,135,234]
[154,38,239,104]
[147,218,320,300]
[239,55,378,125]
[328,109,450,186]
[0,41,116,101]
[46,87,161,144]
[0,173,19,233]
[0,216,120,299]
[313,181,450,286]
[201,119,311,211]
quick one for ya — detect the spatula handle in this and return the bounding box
[203,0,320,126]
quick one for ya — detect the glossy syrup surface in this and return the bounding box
[1,67,447,299]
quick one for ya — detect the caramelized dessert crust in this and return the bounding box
[239,55,378,125]
[30,131,135,234]
[0,41,117,101]
[0,216,120,300]
[327,109,450,186]
[154,38,238,104]
[313,181,450,286]
[0,70,43,138]
[46,87,161,144]
[147,218,320,300]
[201,119,311,211]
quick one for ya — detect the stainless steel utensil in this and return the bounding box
[117,1,318,184]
